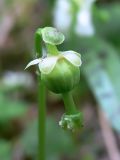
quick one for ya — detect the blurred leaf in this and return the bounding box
[64,35,120,132]
[0,140,12,160]
[0,94,27,123]
[94,3,120,47]
[20,117,75,160]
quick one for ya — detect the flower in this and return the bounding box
[75,0,95,36]
[2,71,34,89]
[25,51,82,93]
[59,112,83,132]
[53,0,72,33]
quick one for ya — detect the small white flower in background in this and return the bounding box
[53,0,72,33]
[75,0,95,36]
[53,0,95,36]
[2,72,34,88]
[25,51,82,74]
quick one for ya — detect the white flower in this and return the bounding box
[75,0,95,36]
[53,0,72,32]
[2,71,34,88]
[53,0,95,36]
[25,51,82,74]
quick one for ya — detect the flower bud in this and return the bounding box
[59,112,83,132]
[40,51,82,93]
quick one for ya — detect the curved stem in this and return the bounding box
[62,92,78,115]
[35,28,42,57]
[35,28,59,57]
[46,43,59,55]
[35,28,46,160]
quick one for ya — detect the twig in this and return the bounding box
[98,109,120,160]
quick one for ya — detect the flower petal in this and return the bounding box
[62,51,82,67]
[25,59,41,69]
[39,56,58,74]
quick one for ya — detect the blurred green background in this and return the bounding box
[0,0,120,159]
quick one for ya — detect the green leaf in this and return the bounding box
[20,117,75,159]
[0,141,12,160]
[0,95,27,123]
[64,36,120,132]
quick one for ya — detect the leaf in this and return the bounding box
[20,117,75,159]
[64,36,120,132]
[0,94,27,123]
[0,140,12,160]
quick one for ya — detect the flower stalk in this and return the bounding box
[62,92,77,115]
[38,78,46,160]
[35,29,46,160]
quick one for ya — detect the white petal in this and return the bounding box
[62,51,82,67]
[39,57,58,74]
[25,59,41,69]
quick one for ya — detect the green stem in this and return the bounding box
[35,28,46,160]
[38,78,46,160]
[62,92,78,115]
[35,28,42,57]
[35,28,59,57]
[46,43,59,55]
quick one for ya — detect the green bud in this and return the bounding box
[59,112,83,132]
[40,51,82,93]
[25,50,82,94]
